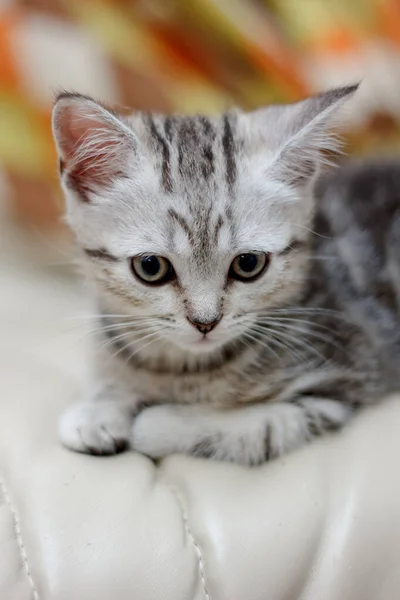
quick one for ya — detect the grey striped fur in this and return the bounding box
[53,85,393,465]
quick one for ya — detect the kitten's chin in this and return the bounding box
[172,336,227,355]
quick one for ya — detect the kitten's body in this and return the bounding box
[53,87,395,465]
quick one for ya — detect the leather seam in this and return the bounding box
[165,482,211,600]
[0,478,40,600]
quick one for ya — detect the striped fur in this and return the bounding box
[52,85,393,465]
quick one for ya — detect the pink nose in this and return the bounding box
[187,318,220,335]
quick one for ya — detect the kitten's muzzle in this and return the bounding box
[187,316,221,335]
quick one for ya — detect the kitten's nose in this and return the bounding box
[187,317,220,335]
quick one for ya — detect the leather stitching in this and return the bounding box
[0,478,40,600]
[166,482,211,600]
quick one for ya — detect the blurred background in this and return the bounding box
[1,0,400,374]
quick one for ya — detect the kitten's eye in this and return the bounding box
[229,252,270,281]
[131,255,173,285]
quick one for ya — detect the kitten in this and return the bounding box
[53,85,388,466]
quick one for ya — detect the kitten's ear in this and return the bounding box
[247,84,358,187]
[52,92,137,201]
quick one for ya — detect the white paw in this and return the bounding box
[132,405,190,459]
[59,402,133,455]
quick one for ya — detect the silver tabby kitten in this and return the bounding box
[53,84,387,465]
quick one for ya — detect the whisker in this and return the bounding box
[122,332,167,366]
[237,331,282,385]
[65,313,174,322]
[257,318,343,355]
[267,220,331,240]
[64,315,174,337]
[251,307,351,325]
[106,329,165,363]
[256,316,340,336]
[250,323,326,365]
[260,329,310,365]
[258,307,343,316]
[72,322,160,348]
[242,330,280,362]
[98,326,161,352]
[81,318,168,338]
[248,325,308,365]
[65,314,134,321]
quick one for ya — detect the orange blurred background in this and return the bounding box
[1,0,400,234]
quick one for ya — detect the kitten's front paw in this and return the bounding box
[132,405,184,459]
[59,402,133,455]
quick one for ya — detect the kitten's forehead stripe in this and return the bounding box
[199,116,215,139]
[147,115,173,193]
[213,214,224,244]
[164,116,174,142]
[201,144,214,179]
[222,114,237,190]
[144,113,223,190]
[140,112,239,254]
[178,144,188,180]
[168,208,194,243]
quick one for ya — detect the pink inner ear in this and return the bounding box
[53,98,131,194]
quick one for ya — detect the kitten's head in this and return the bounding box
[52,86,356,353]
